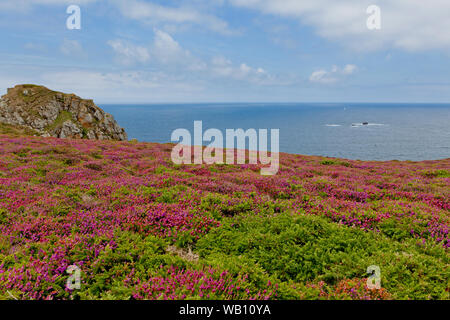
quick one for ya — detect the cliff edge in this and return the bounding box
[0,84,127,141]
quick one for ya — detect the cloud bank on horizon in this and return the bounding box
[0,0,449,103]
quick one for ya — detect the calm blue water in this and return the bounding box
[101,103,450,161]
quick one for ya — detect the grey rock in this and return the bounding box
[93,109,103,121]
[58,120,81,139]
[0,85,128,141]
[30,118,48,130]
[12,112,25,125]
[86,130,97,140]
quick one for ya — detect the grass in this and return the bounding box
[0,123,39,136]
[44,111,74,132]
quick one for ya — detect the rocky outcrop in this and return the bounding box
[0,84,127,141]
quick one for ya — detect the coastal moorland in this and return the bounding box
[0,128,448,299]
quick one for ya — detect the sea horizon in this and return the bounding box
[101,102,450,162]
[97,102,450,106]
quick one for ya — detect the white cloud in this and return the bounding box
[0,66,206,102]
[60,39,86,58]
[41,70,160,91]
[24,42,47,52]
[309,70,337,84]
[107,39,150,66]
[38,69,206,102]
[152,29,190,64]
[309,64,357,84]
[211,56,234,77]
[107,30,273,84]
[342,64,357,75]
[210,56,273,84]
[229,0,450,52]
[108,29,205,70]
[0,0,98,11]
[0,0,233,36]
[113,0,233,35]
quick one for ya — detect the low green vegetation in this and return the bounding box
[44,111,74,132]
[0,134,448,300]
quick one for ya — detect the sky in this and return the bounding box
[0,0,450,103]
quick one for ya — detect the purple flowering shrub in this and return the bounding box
[0,135,448,299]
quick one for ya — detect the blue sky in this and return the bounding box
[0,0,450,103]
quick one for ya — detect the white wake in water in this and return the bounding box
[351,123,386,127]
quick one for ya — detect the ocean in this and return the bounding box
[101,103,450,161]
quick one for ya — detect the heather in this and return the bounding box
[0,134,448,300]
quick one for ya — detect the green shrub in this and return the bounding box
[421,170,450,178]
[196,212,449,299]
